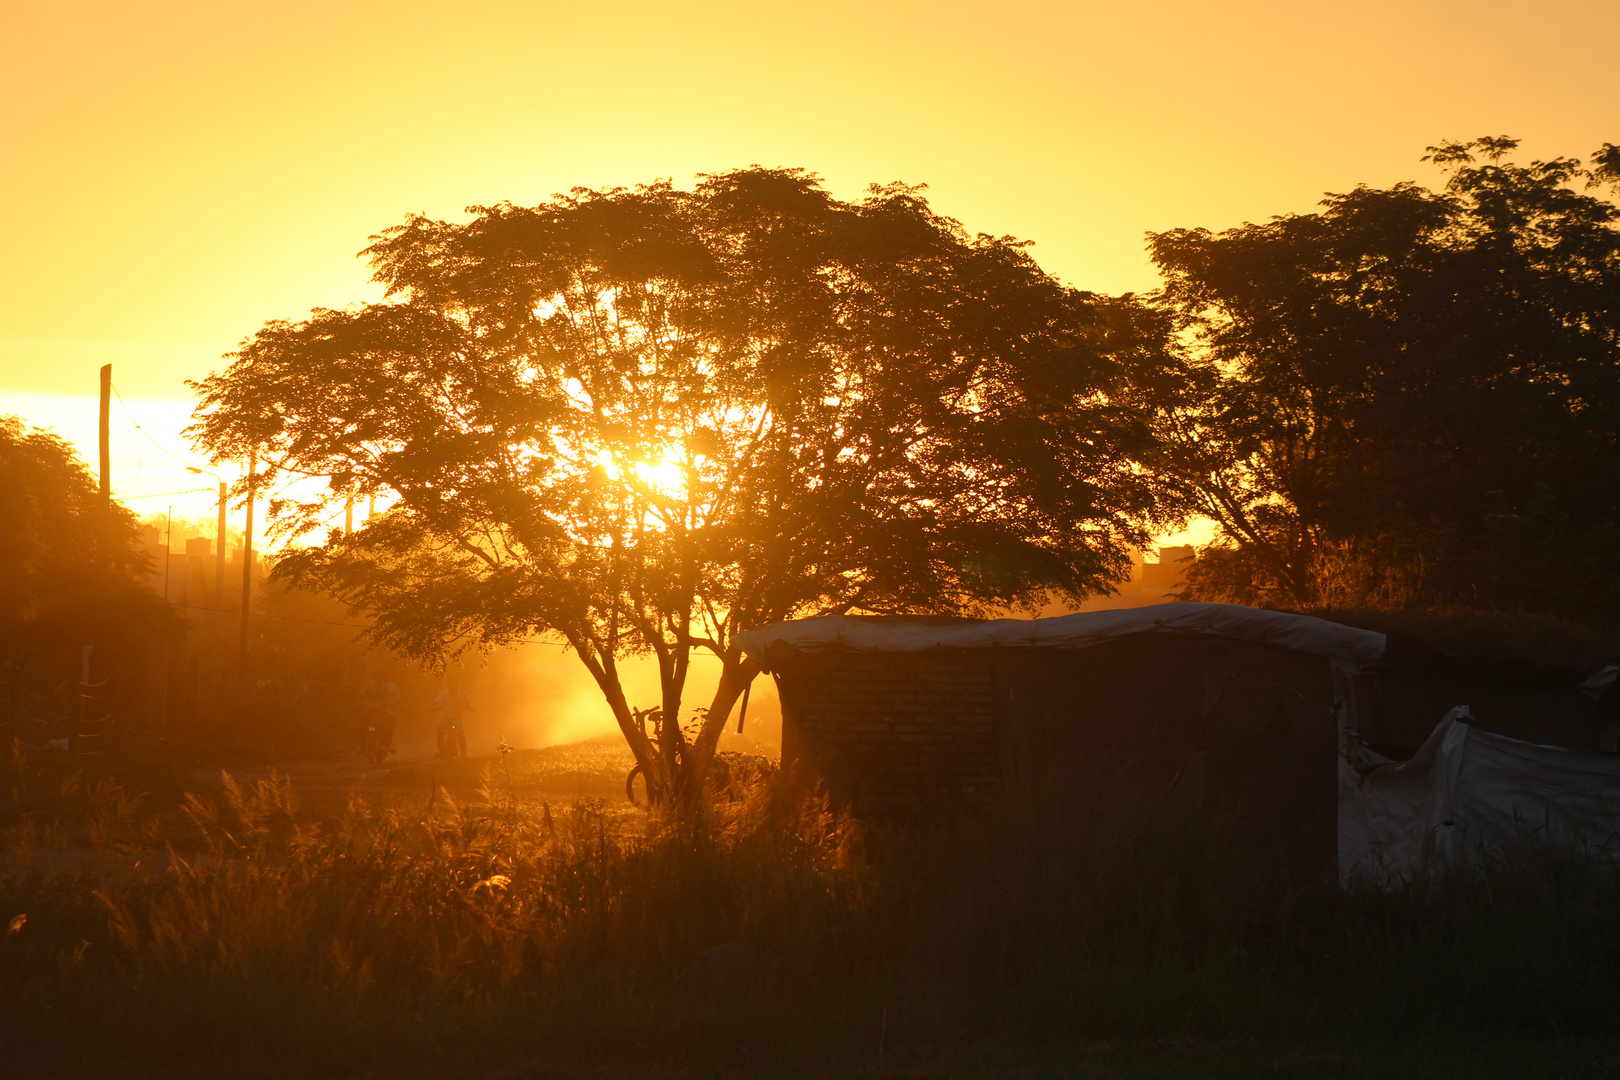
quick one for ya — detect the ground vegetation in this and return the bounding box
[3,744,1620,1077]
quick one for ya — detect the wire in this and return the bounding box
[31,579,567,646]
[112,433,144,496]
[110,383,206,471]
[179,601,379,630]
[33,581,378,630]
[122,487,214,500]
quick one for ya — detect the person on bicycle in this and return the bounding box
[359,678,400,756]
[434,683,469,760]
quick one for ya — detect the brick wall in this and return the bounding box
[781,648,1000,829]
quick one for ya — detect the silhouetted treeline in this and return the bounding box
[1151,137,1620,626]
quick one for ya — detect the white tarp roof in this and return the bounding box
[738,602,1388,669]
[1340,706,1620,885]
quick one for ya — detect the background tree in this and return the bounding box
[188,169,1180,800]
[1151,138,1620,622]
[0,415,172,696]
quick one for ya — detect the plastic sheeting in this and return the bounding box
[737,602,1388,668]
[1340,706,1620,885]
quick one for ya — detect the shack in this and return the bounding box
[737,602,1620,883]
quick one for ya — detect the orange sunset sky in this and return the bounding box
[3,0,1618,527]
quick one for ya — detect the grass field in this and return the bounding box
[390,734,640,798]
[3,738,1620,1078]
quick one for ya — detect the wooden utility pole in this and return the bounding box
[215,482,227,610]
[98,365,111,507]
[95,366,110,736]
[163,506,173,601]
[238,454,255,710]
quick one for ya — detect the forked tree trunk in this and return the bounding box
[586,656,673,804]
[588,646,761,809]
[680,654,763,802]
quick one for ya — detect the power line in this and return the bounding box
[122,486,214,500]
[112,431,144,495]
[179,600,379,631]
[109,383,206,471]
[34,580,569,648]
[34,581,378,630]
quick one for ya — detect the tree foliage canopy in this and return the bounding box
[1152,138,1620,621]
[189,169,1182,797]
[0,415,168,668]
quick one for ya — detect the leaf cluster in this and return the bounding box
[187,171,1184,743]
[0,415,174,668]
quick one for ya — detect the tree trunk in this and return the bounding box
[585,649,670,803]
[659,645,689,799]
[681,653,762,801]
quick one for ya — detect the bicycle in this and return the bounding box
[624,706,661,805]
[362,721,387,763]
[623,705,745,806]
[360,705,395,763]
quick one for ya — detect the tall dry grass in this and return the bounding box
[1,768,862,994]
[4,742,1620,1073]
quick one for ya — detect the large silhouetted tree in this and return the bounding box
[188,169,1181,800]
[1152,138,1620,621]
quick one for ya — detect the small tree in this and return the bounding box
[188,169,1175,800]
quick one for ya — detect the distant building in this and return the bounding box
[1139,545,1194,589]
[1075,545,1197,612]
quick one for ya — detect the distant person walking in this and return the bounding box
[434,684,470,760]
